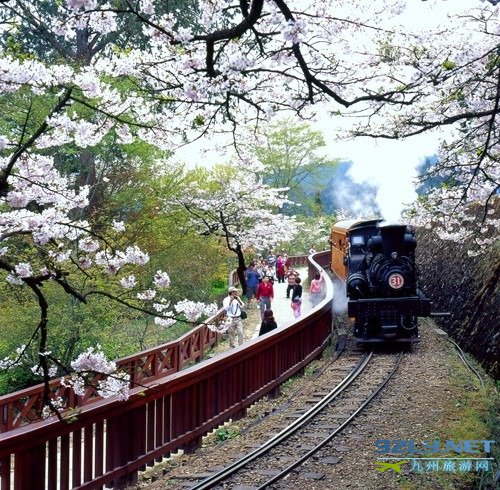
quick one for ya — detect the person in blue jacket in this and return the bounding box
[245,262,261,309]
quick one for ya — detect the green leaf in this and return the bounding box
[441,59,456,70]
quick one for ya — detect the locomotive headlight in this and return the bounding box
[391,251,398,259]
[388,273,404,289]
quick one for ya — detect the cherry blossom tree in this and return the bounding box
[0,0,499,415]
[286,215,331,255]
[1,0,497,246]
[0,133,215,413]
[54,0,495,252]
[0,0,197,212]
[0,155,217,409]
[165,166,298,294]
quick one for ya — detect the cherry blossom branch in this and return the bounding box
[0,88,73,193]
[68,93,158,130]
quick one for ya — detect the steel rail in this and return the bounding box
[256,350,404,489]
[241,328,348,436]
[190,351,373,490]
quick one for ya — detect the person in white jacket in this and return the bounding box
[222,286,245,348]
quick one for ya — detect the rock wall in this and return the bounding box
[416,227,499,380]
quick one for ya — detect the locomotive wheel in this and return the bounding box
[402,315,419,338]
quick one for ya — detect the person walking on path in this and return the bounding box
[244,262,260,309]
[266,251,277,270]
[309,272,324,308]
[276,254,285,283]
[256,275,274,320]
[286,268,299,299]
[258,309,278,336]
[222,286,245,348]
[291,276,303,318]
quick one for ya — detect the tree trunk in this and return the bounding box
[235,245,247,295]
[78,150,100,215]
[76,30,100,216]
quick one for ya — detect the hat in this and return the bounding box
[228,286,238,293]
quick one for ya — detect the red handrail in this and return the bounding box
[0,312,224,434]
[0,254,333,490]
[0,255,310,433]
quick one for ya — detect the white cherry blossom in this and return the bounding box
[153,271,171,289]
[120,275,137,289]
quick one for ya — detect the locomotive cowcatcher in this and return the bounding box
[331,218,431,344]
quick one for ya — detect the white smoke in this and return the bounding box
[344,137,441,221]
[331,277,348,314]
[314,111,442,221]
[330,171,379,218]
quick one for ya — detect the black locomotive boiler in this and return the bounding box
[330,218,432,344]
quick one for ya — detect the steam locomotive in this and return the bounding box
[331,218,432,344]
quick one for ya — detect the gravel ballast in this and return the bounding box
[135,319,498,490]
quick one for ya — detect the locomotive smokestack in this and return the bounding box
[379,225,407,259]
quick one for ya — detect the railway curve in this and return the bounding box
[188,351,403,489]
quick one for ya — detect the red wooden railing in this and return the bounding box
[0,256,307,433]
[0,255,309,434]
[0,253,333,489]
[0,313,224,433]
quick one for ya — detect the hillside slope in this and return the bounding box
[416,225,499,379]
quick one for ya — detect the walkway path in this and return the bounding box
[209,268,312,356]
[245,267,310,340]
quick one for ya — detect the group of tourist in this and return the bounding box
[245,250,298,318]
[222,248,324,349]
[247,251,292,285]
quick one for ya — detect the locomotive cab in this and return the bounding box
[345,225,379,300]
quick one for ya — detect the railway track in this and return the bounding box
[183,350,403,489]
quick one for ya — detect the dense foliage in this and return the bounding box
[166,165,299,294]
[0,0,498,412]
[252,119,338,216]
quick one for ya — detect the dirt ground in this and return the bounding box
[136,318,498,490]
